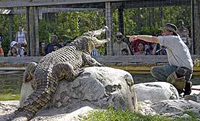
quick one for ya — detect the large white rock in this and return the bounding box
[133,82,179,102]
[51,67,135,112]
[152,100,200,117]
[19,67,136,120]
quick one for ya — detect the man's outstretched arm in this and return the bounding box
[127,35,159,43]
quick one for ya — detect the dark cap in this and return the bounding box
[163,23,178,35]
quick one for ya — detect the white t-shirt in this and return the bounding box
[158,35,193,71]
[17,32,26,44]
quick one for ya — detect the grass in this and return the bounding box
[0,93,20,101]
[81,107,199,121]
[0,94,199,121]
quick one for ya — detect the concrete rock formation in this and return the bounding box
[133,82,179,102]
[18,67,136,120]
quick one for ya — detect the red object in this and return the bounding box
[0,48,4,56]
[130,39,146,53]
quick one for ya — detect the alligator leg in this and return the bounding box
[23,62,37,83]
[19,62,37,107]
[52,62,84,81]
[82,53,103,67]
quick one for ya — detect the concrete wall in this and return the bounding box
[0,70,199,94]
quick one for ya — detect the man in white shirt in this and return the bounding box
[128,23,193,96]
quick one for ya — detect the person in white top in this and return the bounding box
[128,23,193,96]
[15,26,27,57]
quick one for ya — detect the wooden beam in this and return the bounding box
[26,7,30,56]
[0,55,199,64]
[35,7,40,56]
[0,0,129,8]
[95,55,168,64]
[0,55,200,75]
[40,8,102,13]
[193,0,200,55]
[0,0,191,8]
[122,0,190,8]
[118,4,124,34]
[12,8,103,14]
[29,7,35,56]
[8,14,14,42]
[105,2,113,55]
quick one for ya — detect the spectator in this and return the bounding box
[91,48,100,57]
[130,39,146,54]
[59,40,65,47]
[15,26,27,57]
[40,42,45,56]
[113,32,131,55]
[0,40,4,57]
[61,35,73,46]
[45,35,62,55]
[8,41,18,57]
[134,41,147,55]
[121,48,129,55]
[177,20,191,49]
[148,43,167,55]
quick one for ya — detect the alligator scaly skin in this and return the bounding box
[9,26,109,121]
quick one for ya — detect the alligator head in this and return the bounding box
[71,26,110,54]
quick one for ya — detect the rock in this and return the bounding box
[137,100,156,116]
[152,100,200,116]
[0,101,18,121]
[19,67,136,120]
[33,106,95,121]
[133,82,179,102]
[181,114,192,119]
[184,95,198,102]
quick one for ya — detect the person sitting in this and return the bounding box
[113,32,131,55]
[45,35,62,55]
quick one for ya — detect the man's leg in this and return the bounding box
[184,81,192,95]
[150,65,177,81]
[184,70,193,96]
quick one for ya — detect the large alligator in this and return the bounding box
[9,26,110,121]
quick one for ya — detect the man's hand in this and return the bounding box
[127,35,138,42]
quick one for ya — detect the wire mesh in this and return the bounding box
[0,0,194,56]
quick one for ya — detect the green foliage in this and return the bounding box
[0,5,191,55]
[81,107,199,121]
[0,93,20,101]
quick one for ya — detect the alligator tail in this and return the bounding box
[12,73,58,120]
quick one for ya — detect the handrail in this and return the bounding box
[0,55,199,76]
[0,55,199,65]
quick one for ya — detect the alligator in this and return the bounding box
[9,26,110,121]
